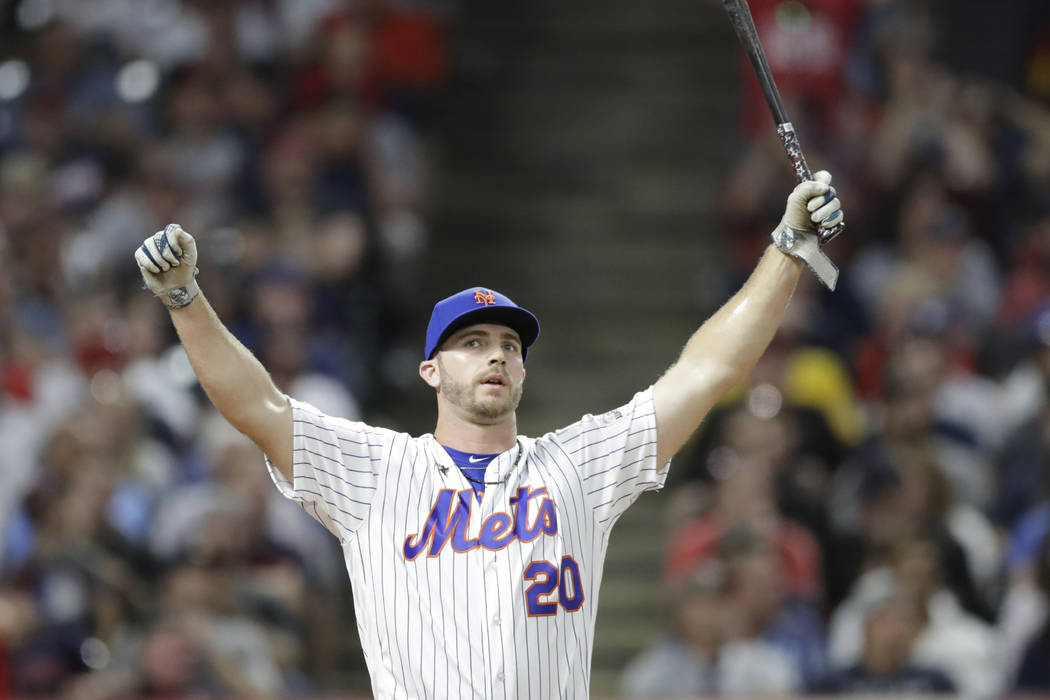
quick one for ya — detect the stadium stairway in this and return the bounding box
[415,0,741,694]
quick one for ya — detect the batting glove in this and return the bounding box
[781,170,843,234]
[135,224,200,309]
[772,171,843,290]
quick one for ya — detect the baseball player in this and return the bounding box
[135,173,843,698]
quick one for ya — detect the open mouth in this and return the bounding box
[481,374,507,386]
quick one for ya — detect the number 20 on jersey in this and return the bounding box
[525,556,584,616]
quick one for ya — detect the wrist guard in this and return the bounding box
[771,225,838,290]
[161,281,200,309]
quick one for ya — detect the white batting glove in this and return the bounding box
[135,224,200,309]
[781,170,844,234]
[772,171,844,290]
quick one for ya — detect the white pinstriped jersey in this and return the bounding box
[266,386,669,699]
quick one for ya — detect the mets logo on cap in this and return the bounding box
[424,286,541,360]
[474,289,496,306]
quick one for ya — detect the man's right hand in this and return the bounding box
[781,170,843,234]
[135,224,200,309]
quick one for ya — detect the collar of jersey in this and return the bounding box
[441,444,499,469]
[425,435,530,477]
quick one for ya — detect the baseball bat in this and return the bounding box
[721,0,844,244]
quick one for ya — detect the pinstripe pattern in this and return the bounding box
[266,388,669,699]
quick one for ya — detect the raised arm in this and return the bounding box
[652,173,843,465]
[134,225,293,477]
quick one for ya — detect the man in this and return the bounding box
[813,591,955,694]
[134,172,843,698]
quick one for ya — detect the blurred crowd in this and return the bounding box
[5,0,1050,697]
[0,0,447,695]
[623,0,1050,697]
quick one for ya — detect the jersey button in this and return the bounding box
[492,616,501,626]
[495,672,505,683]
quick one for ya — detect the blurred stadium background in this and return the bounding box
[2,0,1050,697]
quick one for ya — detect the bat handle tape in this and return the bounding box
[819,221,845,245]
[777,122,845,246]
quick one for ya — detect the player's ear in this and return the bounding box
[419,358,440,389]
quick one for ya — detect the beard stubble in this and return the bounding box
[437,356,523,420]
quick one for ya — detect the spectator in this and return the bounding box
[134,616,217,698]
[995,304,1050,528]
[720,527,828,690]
[0,1,448,692]
[812,590,955,694]
[666,443,823,603]
[623,556,806,698]
[0,586,42,695]
[1007,530,1050,692]
[620,563,728,697]
[829,531,1001,698]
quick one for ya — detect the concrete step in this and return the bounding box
[433,193,718,233]
[421,250,723,308]
[434,175,727,230]
[436,135,734,184]
[498,48,735,82]
[591,491,672,692]
[457,0,721,22]
[456,4,729,43]
[442,90,729,142]
[455,46,737,94]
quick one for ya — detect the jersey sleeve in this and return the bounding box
[264,396,387,539]
[552,386,670,528]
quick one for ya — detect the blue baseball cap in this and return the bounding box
[424,287,540,360]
